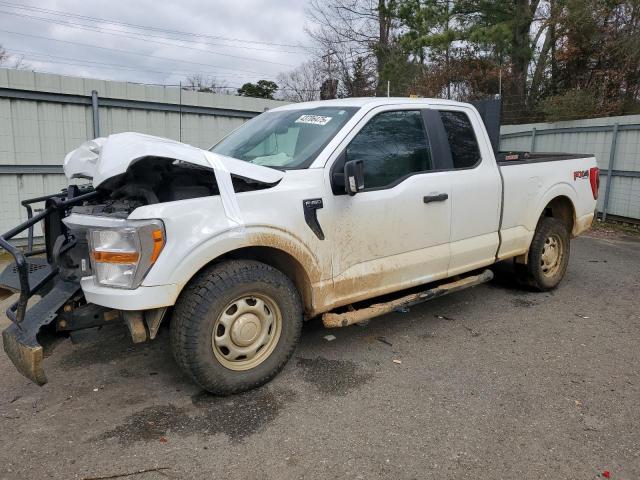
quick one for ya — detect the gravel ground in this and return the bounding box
[0,232,639,480]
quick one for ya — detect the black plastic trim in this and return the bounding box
[423,193,449,203]
[422,109,453,170]
[302,198,325,240]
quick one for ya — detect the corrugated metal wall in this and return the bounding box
[0,69,288,238]
[501,115,640,221]
[3,67,637,241]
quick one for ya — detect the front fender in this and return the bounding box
[155,225,323,292]
[126,171,327,307]
[81,226,324,312]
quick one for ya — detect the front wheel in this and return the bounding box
[170,260,303,395]
[517,217,571,291]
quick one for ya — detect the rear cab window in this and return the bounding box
[438,110,482,169]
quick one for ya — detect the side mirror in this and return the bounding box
[344,159,365,195]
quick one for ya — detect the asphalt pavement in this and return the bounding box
[1,231,639,480]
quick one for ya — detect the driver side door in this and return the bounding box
[325,107,452,307]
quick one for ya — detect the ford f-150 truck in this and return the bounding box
[0,98,599,394]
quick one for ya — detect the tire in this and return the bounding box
[170,260,303,395]
[517,217,571,291]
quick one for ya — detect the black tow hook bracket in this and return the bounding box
[302,198,325,240]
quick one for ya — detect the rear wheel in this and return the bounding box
[517,217,570,291]
[170,260,302,395]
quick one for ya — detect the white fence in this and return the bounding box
[500,115,640,221]
[0,69,288,238]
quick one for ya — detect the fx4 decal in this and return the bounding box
[573,170,589,180]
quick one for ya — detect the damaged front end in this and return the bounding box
[1,133,283,385]
[1,181,178,385]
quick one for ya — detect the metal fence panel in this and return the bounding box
[500,115,640,221]
[0,69,288,238]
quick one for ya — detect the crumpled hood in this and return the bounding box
[63,132,284,187]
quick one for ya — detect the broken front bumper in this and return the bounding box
[2,278,79,385]
[3,324,46,385]
[1,187,95,385]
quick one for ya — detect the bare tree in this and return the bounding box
[306,0,397,94]
[183,73,230,94]
[277,60,324,102]
[0,45,30,69]
[0,45,9,65]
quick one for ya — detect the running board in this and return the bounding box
[322,269,494,328]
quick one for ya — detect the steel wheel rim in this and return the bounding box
[212,293,282,371]
[540,233,564,278]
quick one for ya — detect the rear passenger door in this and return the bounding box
[326,107,453,306]
[436,108,502,275]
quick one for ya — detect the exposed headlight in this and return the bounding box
[64,214,165,289]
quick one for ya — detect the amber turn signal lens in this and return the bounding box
[150,228,165,263]
[92,250,140,264]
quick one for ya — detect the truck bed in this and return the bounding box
[497,151,587,165]
[496,151,598,260]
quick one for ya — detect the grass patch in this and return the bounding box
[590,218,640,237]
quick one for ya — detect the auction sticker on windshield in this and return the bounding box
[295,115,332,126]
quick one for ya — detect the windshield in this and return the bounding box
[211,106,358,169]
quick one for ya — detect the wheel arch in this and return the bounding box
[218,246,315,315]
[540,195,576,236]
[532,182,579,236]
[167,229,321,316]
[514,192,578,265]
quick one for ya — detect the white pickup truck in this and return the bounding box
[1,98,599,394]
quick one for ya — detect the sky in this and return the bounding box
[0,0,313,89]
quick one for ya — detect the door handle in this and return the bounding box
[423,193,449,204]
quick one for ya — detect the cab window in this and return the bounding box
[345,110,433,189]
[439,111,481,169]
